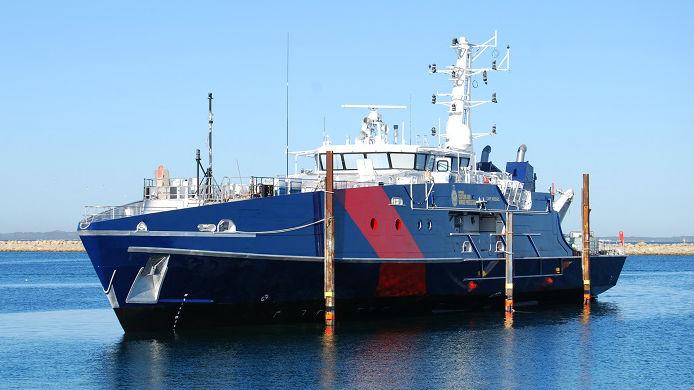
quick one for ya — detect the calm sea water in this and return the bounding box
[0,253,693,389]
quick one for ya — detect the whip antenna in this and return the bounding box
[286,32,290,177]
[207,92,214,179]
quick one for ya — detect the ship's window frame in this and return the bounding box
[317,152,449,172]
[333,154,345,170]
[318,153,346,171]
[415,153,427,170]
[318,154,326,170]
[459,157,470,169]
[365,153,390,169]
[426,155,435,171]
[436,159,450,172]
[451,156,459,172]
[342,153,366,170]
[389,153,416,169]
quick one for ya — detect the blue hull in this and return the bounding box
[79,183,626,332]
[110,254,624,332]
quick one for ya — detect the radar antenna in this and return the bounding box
[341,104,406,145]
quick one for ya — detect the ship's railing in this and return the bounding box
[80,202,185,228]
[598,240,626,255]
[496,179,530,209]
[144,178,208,201]
[142,175,386,203]
[565,232,602,255]
[81,170,529,225]
[142,176,240,203]
[81,201,144,226]
[247,176,382,197]
[458,169,513,185]
[142,170,518,202]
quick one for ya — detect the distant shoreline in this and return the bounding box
[1,240,693,256]
[0,240,85,252]
[602,243,694,256]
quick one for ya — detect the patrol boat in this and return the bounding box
[78,32,626,332]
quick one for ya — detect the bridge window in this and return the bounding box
[426,155,435,171]
[317,152,448,171]
[436,159,449,172]
[415,153,427,170]
[390,153,415,169]
[318,153,346,171]
[459,157,470,168]
[342,153,365,170]
[366,153,390,169]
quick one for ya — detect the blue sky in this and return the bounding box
[0,1,692,236]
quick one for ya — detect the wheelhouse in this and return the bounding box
[316,151,471,174]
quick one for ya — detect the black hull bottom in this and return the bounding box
[115,289,589,333]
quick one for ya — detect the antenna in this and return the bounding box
[285,32,290,178]
[235,159,242,185]
[195,149,201,197]
[207,92,213,179]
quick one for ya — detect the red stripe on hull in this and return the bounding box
[338,187,425,297]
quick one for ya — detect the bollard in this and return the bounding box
[581,174,591,305]
[324,151,336,326]
[504,211,514,313]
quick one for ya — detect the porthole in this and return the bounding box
[395,219,402,231]
[370,218,378,230]
[417,220,423,230]
[427,220,433,231]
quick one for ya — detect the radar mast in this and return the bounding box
[429,31,510,154]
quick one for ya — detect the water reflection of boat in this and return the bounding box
[101,303,620,388]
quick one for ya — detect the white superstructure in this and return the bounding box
[290,32,514,188]
[83,32,575,225]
